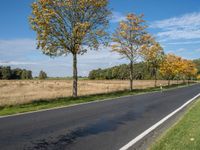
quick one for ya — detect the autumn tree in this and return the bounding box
[193,59,200,74]
[159,54,182,86]
[140,35,164,87]
[181,59,197,83]
[197,74,200,80]
[111,13,147,91]
[29,0,110,97]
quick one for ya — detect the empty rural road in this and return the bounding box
[0,84,200,150]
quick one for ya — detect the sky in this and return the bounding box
[0,0,200,77]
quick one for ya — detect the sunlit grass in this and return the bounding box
[151,98,200,150]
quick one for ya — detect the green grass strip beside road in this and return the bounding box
[0,83,195,116]
[151,98,200,150]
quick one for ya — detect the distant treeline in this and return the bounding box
[89,59,200,80]
[89,62,158,80]
[0,66,32,80]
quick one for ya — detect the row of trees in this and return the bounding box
[160,54,198,85]
[89,63,152,80]
[111,14,197,88]
[89,54,198,86]
[0,66,33,80]
[29,0,198,97]
[111,14,165,89]
[0,66,48,80]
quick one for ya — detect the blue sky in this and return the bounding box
[0,0,200,77]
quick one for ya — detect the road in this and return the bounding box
[0,84,200,150]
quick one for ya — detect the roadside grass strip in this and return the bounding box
[151,98,200,150]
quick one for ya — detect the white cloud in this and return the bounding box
[166,40,200,45]
[0,38,38,60]
[0,39,36,52]
[0,61,37,65]
[151,12,200,41]
[111,11,126,23]
[151,12,200,29]
[0,39,126,76]
[157,30,200,40]
[175,48,186,53]
[194,48,200,53]
[165,48,200,59]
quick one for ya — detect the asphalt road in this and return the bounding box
[0,84,200,150]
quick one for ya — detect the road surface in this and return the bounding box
[0,84,200,150]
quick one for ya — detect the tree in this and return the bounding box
[111,13,147,91]
[159,54,183,86]
[197,74,200,80]
[30,0,110,97]
[12,68,22,79]
[88,62,151,80]
[2,66,12,80]
[27,71,33,79]
[0,66,2,79]
[193,59,200,74]
[21,70,27,80]
[140,35,164,87]
[181,59,197,83]
[39,70,48,80]
[0,66,33,80]
[20,70,32,80]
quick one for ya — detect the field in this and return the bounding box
[0,80,181,106]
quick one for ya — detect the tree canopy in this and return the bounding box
[29,0,110,56]
[111,13,148,90]
[39,70,48,79]
[30,0,111,97]
[140,35,164,86]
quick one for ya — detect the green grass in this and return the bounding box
[151,98,200,150]
[0,83,194,116]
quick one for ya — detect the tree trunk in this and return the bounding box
[168,79,170,86]
[183,79,186,84]
[72,54,78,97]
[130,61,133,91]
[154,68,157,87]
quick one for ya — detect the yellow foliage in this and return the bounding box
[111,13,147,62]
[140,35,164,65]
[159,54,178,79]
[159,54,198,80]
[29,0,110,56]
[197,75,200,80]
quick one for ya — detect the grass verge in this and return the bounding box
[0,83,195,116]
[150,98,200,150]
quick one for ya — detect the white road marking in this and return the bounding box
[119,93,200,150]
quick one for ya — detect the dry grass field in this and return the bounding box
[0,80,180,106]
